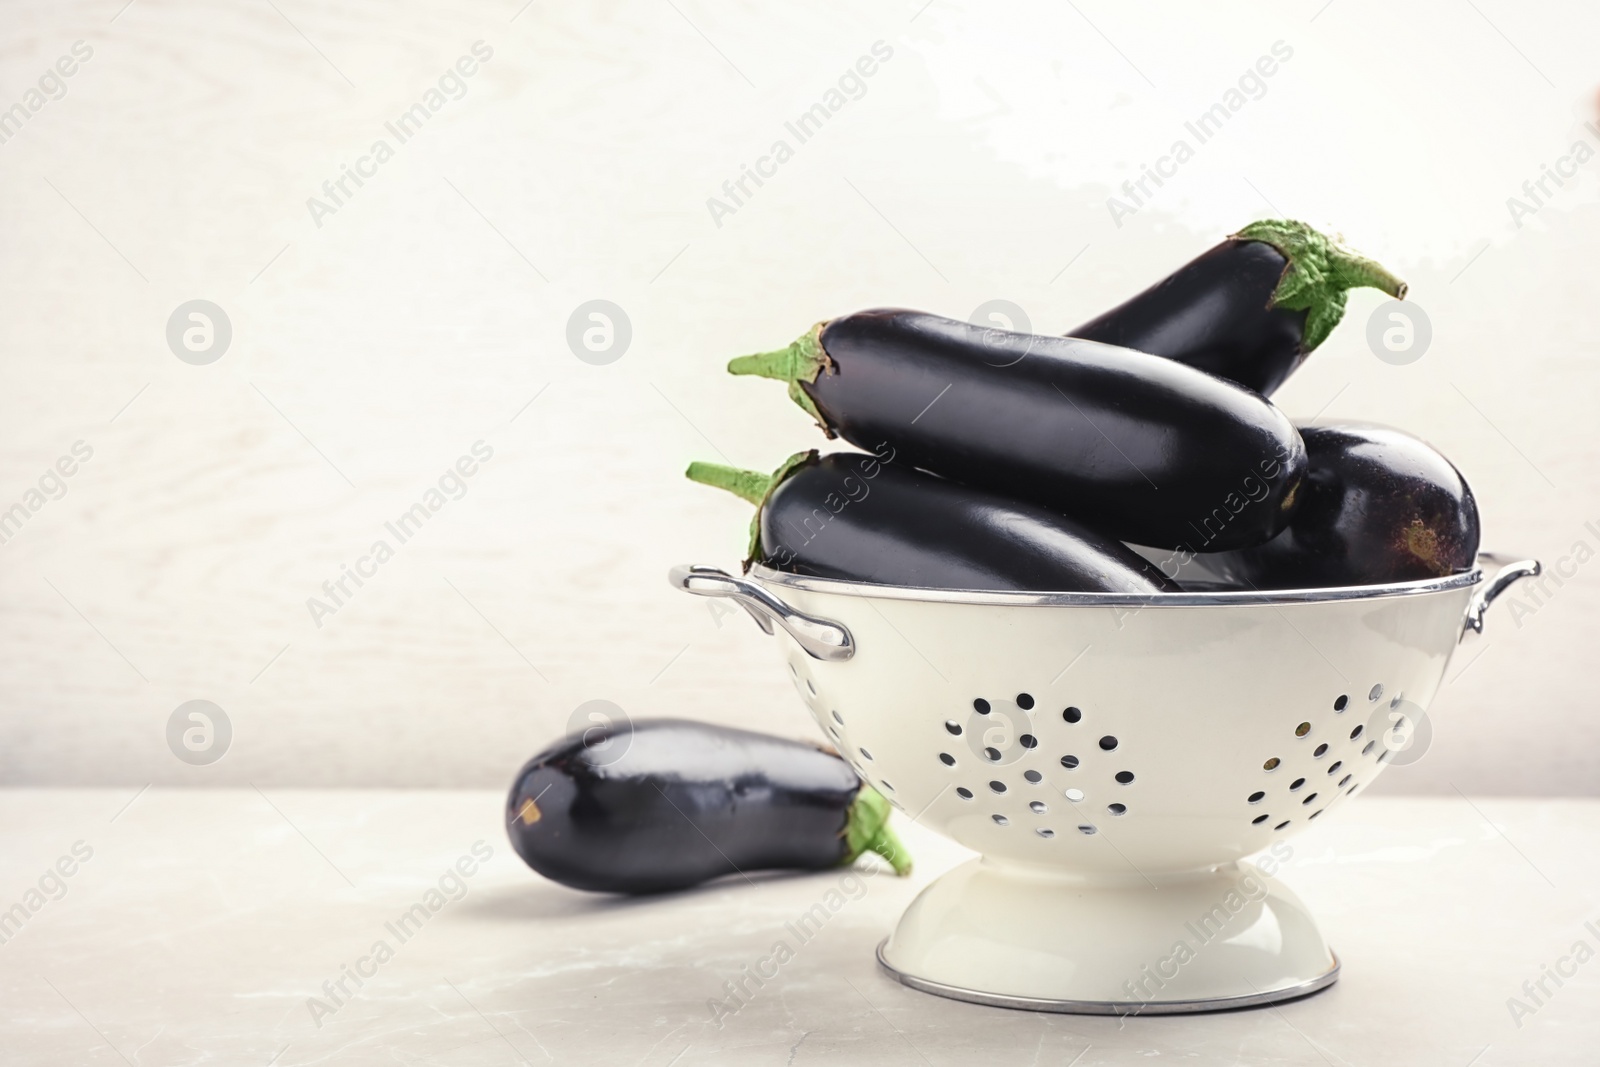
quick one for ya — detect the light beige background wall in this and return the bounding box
[1,0,1594,792]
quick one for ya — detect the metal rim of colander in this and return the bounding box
[748,563,1484,608]
[875,939,1341,1015]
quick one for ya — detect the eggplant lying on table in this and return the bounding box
[686,449,1179,592]
[507,719,910,895]
[1206,423,1479,589]
[1069,220,1407,396]
[727,310,1307,552]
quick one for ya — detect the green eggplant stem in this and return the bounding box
[684,461,770,507]
[842,785,913,876]
[726,323,832,432]
[1233,219,1408,354]
[684,451,817,564]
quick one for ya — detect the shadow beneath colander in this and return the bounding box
[1112,980,1339,1020]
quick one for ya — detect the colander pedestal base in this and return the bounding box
[878,858,1339,1015]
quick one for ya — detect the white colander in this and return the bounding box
[670,553,1540,1014]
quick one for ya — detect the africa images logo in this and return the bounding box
[705,41,894,228]
[305,42,494,228]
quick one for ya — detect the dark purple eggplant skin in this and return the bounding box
[1069,240,1307,395]
[1065,221,1407,396]
[507,719,864,895]
[1206,424,1480,589]
[761,450,1179,592]
[800,311,1307,552]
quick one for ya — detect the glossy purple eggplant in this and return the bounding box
[686,449,1180,592]
[727,310,1306,552]
[1206,423,1479,589]
[507,718,909,895]
[1068,220,1407,396]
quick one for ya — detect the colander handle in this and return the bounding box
[1461,554,1542,639]
[668,565,855,662]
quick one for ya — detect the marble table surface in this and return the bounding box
[1,789,1595,1066]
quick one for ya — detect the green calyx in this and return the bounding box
[684,451,816,565]
[842,785,913,876]
[1233,219,1409,354]
[725,323,833,435]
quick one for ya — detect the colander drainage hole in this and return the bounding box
[1063,706,1083,723]
[1020,734,1038,748]
[1115,771,1135,785]
[1017,692,1035,710]
[1334,694,1349,711]
[1061,755,1080,770]
[1309,809,1323,820]
[1029,801,1048,814]
[992,814,1009,826]
[1328,760,1343,775]
[1313,743,1329,758]
[1369,683,1384,702]
[944,721,962,735]
[1247,791,1266,804]
[832,710,843,725]
[1263,758,1281,771]
[973,698,991,714]
[1295,722,1311,737]
[1078,825,1098,835]
[1274,820,1291,831]
[1362,740,1377,756]
[1036,828,1055,838]
[1301,792,1319,805]
[1290,777,1306,791]
[1023,770,1043,783]
[1389,692,1404,708]
[859,747,873,761]
[989,781,1006,793]
[1348,784,1360,795]
[1350,725,1363,740]
[956,787,973,799]
[1252,814,1270,825]
[880,781,894,792]
[938,752,955,767]
[1099,736,1119,751]
[984,747,1002,762]
[1107,803,1127,816]
[1339,774,1352,787]
[1064,788,1086,802]
[806,679,817,696]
